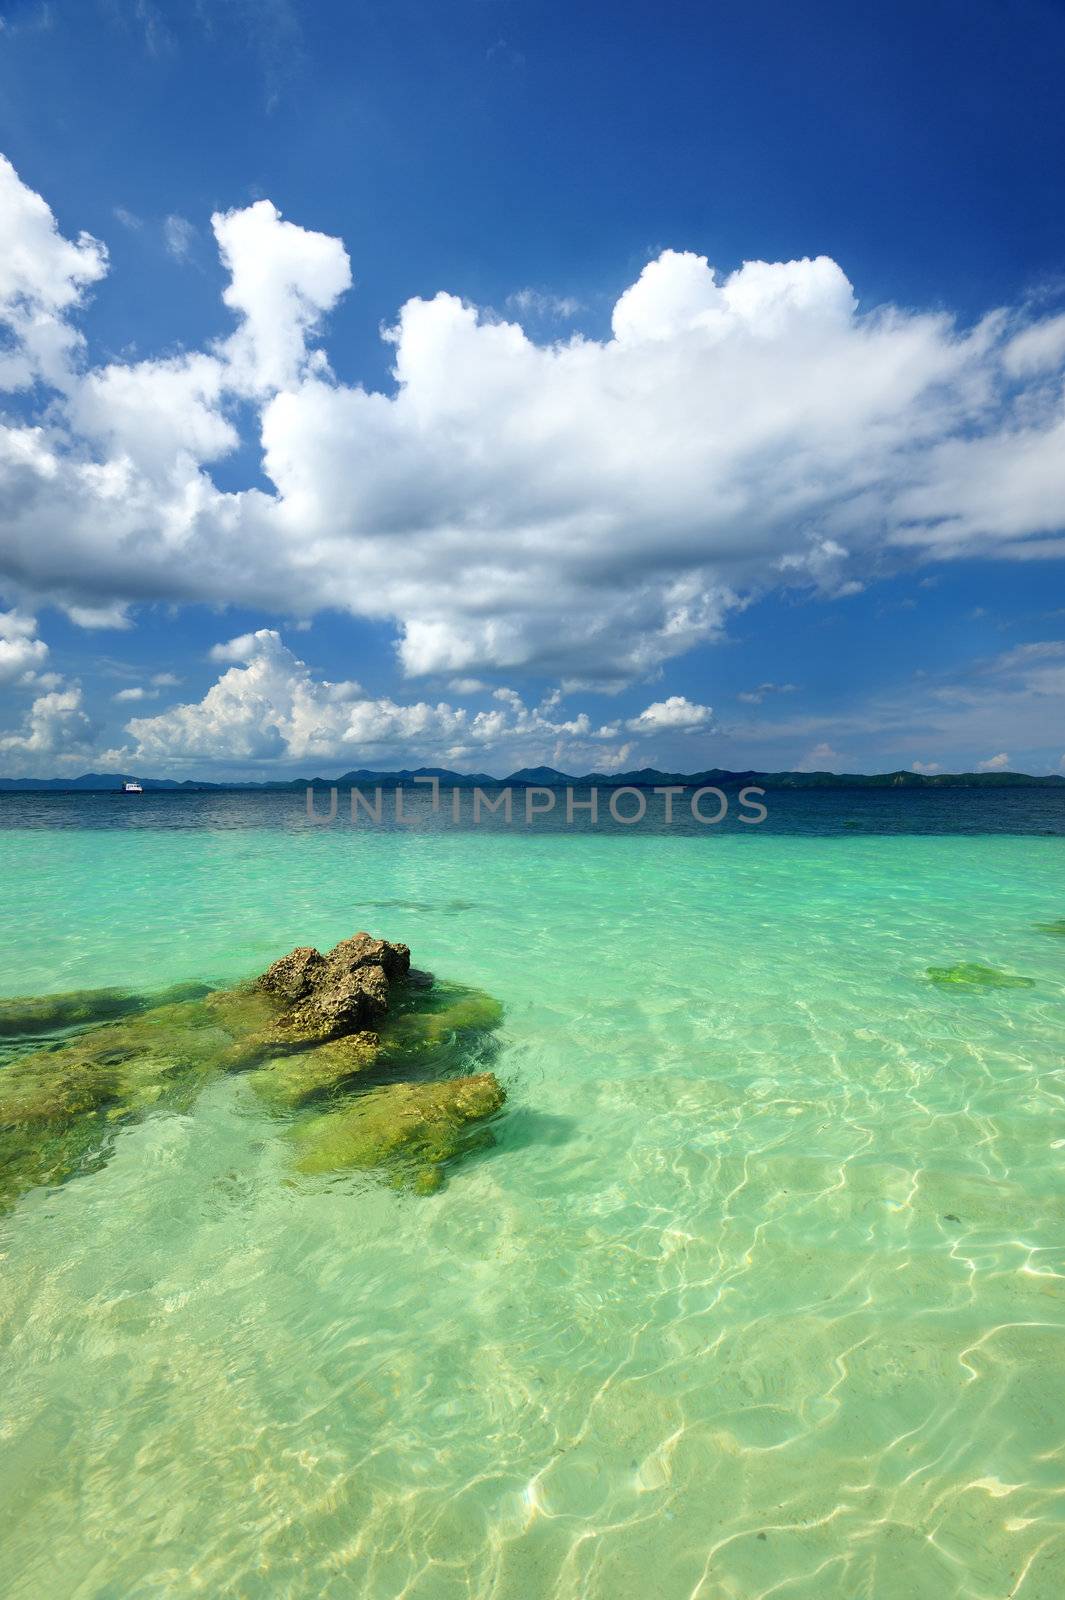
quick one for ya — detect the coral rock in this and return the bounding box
[255,933,411,1048]
[247,1032,381,1109]
[289,1072,506,1188]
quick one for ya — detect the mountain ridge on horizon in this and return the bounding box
[1,765,1063,792]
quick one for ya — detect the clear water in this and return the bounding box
[1,797,1064,1598]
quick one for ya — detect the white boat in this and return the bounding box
[122,780,144,794]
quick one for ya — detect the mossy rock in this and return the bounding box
[209,985,302,1070]
[0,997,247,1207]
[246,1032,381,1110]
[378,984,504,1065]
[0,939,507,1209]
[244,979,504,1107]
[0,1117,120,1210]
[0,1058,122,1130]
[288,1072,506,1190]
[0,979,212,1039]
[925,962,1036,989]
[1034,919,1065,936]
[253,933,409,1048]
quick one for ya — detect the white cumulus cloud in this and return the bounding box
[626,695,713,733]
[212,198,352,395]
[0,608,48,685]
[2,156,1065,689]
[0,685,93,762]
[113,631,649,775]
[797,741,852,772]
[0,154,107,391]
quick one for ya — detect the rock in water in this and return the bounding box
[0,996,248,1209]
[378,985,505,1066]
[245,1033,381,1110]
[232,933,412,1060]
[0,932,504,1208]
[289,1072,506,1190]
[0,980,212,1039]
[925,962,1035,989]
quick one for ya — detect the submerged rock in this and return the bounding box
[377,984,505,1067]
[289,1072,506,1190]
[0,997,238,1209]
[246,1032,381,1110]
[925,962,1036,989]
[1035,919,1065,936]
[0,932,505,1208]
[0,1056,122,1129]
[0,999,236,1125]
[0,980,212,1039]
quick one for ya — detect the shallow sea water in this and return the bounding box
[1,799,1064,1598]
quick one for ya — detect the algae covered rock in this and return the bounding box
[925,962,1036,989]
[0,1057,122,1130]
[0,996,239,1208]
[377,983,504,1068]
[289,1072,506,1190]
[246,1032,381,1110]
[0,1119,119,1208]
[0,998,238,1128]
[0,931,506,1209]
[1035,919,1065,936]
[0,979,212,1039]
[248,932,411,1053]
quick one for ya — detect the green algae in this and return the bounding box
[0,945,507,1209]
[0,994,256,1207]
[378,983,504,1067]
[246,1032,381,1110]
[0,1056,122,1129]
[925,962,1036,989]
[0,1116,120,1207]
[288,1072,506,1189]
[0,979,213,1039]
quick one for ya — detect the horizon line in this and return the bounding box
[2,764,1064,791]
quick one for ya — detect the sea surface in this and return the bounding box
[1,788,1063,1598]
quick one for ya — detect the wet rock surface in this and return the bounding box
[290,1073,507,1193]
[0,933,505,1208]
[246,1032,381,1110]
[227,934,413,1064]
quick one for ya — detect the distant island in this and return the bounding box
[2,765,1064,792]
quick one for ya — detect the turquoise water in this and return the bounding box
[1,820,1064,1598]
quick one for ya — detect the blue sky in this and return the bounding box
[1,0,1064,778]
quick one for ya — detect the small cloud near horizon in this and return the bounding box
[797,741,852,772]
[625,696,713,734]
